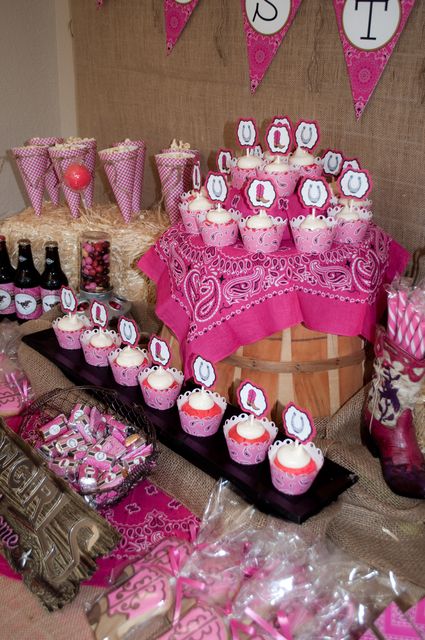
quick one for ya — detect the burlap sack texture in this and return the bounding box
[12,313,425,601]
[70,0,425,275]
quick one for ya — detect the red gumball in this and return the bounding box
[63,163,91,191]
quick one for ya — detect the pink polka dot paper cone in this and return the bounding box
[177,390,227,437]
[178,200,202,234]
[230,165,258,190]
[138,366,184,410]
[268,439,324,495]
[199,215,239,248]
[12,145,49,217]
[155,151,197,225]
[80,328,121,367]
[238,216,287,254]
[27,137,63,205]
[223,414,278,465]
[328,206,372,245]
[108,347,149,387]
[99,146,137,224]
[256,166,299,198]
[52,315,91,350]
[290,215,337,254]
[114,139,146,214]
[48,144,89,219]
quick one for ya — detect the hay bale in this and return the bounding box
[0,203,169,303]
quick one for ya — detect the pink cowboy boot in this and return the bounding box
[363,326,425,499]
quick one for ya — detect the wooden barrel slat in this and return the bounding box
[160,325,369,420]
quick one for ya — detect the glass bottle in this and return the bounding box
[40,241,68,313]
[14,239,42,320]
[0,235,16,320]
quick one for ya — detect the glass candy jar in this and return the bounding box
[80,233,111,293]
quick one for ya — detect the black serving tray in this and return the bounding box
[22,329,358,524]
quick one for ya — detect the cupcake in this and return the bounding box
[199,206,239,247]
[53,313,91,350]
[223,414,277,465]
[179,191,212,234]
[80,327,121,367]
[289,148,322,178]
[268,439,324,495]
[177,388,227,437]
[109,345,149,387]
[290,214,337,254]
[329,203,372,244]
[138,365,184,410]
[258,157,299,198]
[238,211,287,254]
[230,153,263,190]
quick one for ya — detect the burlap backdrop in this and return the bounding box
[71,0,425,267]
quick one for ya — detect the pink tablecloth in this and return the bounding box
[138,223,409,377]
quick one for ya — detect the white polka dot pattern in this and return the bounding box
[98,147,137,224]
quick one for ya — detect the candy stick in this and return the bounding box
[395,289,409,347]
[408,310,422,358]
[386,291,398,341]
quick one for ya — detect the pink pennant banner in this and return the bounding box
[333,0,416,119]
[241,0,303,93]
[164,0,200,54]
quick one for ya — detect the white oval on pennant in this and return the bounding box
[266,124,291,154]
[342,0,401,51]
[205,172,228,203]
[192,355,216,389]
[322,150,343,176]
[246,178,277,209]
[299,178,330,209]
[339,169,372,200]
[245,0,291,35]
[237,119,257,147]
[295,120,319,150]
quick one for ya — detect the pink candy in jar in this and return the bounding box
[80,234,111,294]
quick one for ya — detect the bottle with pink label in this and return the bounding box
[40,241,68,313]
[0,235,16,320]
[14,239,42,321]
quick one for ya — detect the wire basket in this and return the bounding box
[19,385,158,509]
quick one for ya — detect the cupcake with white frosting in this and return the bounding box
[80,327,121,367]
[328,202,372,245]
[289,147,322,178]
[109,345,149,387]
[199,205,239,247]
[257,156,299,198]
[238,210,287,254]
[230,152,263,190]
[138,365,184,410]
[177,388,227,437]
[179,190,212,234]
[223,413,277,465]
[53,313,91,350]
[268,439,324,495]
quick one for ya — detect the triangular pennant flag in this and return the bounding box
[333,0,416,119]
[164,0,200,54]
[241,0,303,93]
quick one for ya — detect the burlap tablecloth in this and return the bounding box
[2,312,425,638]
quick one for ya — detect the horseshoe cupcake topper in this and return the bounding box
[342,157,361,172]
[192,355,217,389]
[298,177,332,211]
[90,300,108,329]
[236,118,258,148]
[237,380,268,418]
[60,286,78,315]
[265,123,292,156]
[148,335,171,367]
[205,171,228,203]
[321,149,344,177]
[282,402,316,444]
[295,119,320,151]
[217,149,233,175]
[118,316,140,347]
[192,162,201,191]
[338,168,372,201]
[245,178,277,210]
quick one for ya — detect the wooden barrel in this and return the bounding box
[161,324,369,421]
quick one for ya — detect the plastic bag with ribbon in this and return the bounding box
[0,320,32,418]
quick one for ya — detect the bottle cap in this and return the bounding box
[18,238,31,245]
[0,235,5,242]
[45,241,58,249]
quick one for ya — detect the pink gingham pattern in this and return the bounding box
[114,139,146,214]
[48,145,89,219]
[27,137,63,205]
[78,138,97,208]
[99,146,137,224]
[11,146,49,217]
[155,152,196,225]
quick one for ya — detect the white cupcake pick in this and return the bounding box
[57,285,84,331]
[338,167,373,203]
[216,149,234,175]
[189,355,218,410]
[280,402,318,465]
[245,177,277,211]
[236,379,269,435]
[265,121,292,157]
[321,149,344,178]
[297,176,332,229]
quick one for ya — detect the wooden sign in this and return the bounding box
[0,419,119,610]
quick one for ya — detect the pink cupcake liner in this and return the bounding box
[178,200,201,234]
[230,165,258,190]
[290,215,337,254]
[268,439,324,495]
[80,329,121,367]
[199,216,239,248]
[12,145,49,217]
[138,366,184,410]
[256,166,299,198]
[177,390,227,437]
[223,414,278,465]
[238,216,287,254]
[108,347,149,386]
[327,205,372,245]
[52,316,91,350]
[27,137,63,205]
